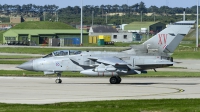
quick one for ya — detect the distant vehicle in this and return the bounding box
[4,26,12,29]
[133,33,141,41]
[0,26,12,30]
[17,21,195,84]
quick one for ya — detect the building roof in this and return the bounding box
[91,25,118,33]
[124,21,165,30]
[3,29,88,36]
[10,17,21,18]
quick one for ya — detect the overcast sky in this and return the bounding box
[0,0,198,8]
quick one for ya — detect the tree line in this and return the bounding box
[0,2,199,25]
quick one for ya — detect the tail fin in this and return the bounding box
[143,21,195,53]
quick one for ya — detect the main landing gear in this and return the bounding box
[109,76,121,84]
[55,73,62,84]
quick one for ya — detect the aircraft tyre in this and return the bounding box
[55,79,62,83]
[117,76,121,84]
[110,76,121,84]
[55,73,62,83]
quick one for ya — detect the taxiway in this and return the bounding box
[0,77,199,104]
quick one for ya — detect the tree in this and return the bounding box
[139,2,147,13]
[113,4,119,14]
[121,4,129,15]
[100,5,106,17]
[74,6,80,15]
[105,5,112,13]
[148,6,159,13]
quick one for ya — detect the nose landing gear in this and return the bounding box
[55,73,62,83]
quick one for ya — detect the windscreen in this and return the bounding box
[54,50,69,56]
[43,50,82,58]
[69,50,81,55]
[43,53,53,58]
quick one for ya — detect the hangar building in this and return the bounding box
[3,29,88,46]
[124,21,166,34]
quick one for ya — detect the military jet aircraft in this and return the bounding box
[17,21,195,84]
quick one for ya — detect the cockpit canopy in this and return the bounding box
[43,50,81,58]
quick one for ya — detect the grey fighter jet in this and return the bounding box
[17,21,195,84]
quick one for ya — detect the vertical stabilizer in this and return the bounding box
[142,21,195,53]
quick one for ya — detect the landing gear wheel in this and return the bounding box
[110,76,121,84]
[117,76,121,84]
[55,73,62,84]
[55,79,62,83]
[110,76,118,84]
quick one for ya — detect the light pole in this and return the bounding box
[106,12,107,25]
[80,0,83,45]
[57,11,58,22]
[43,12,45,21]
[92,11,94,26]
[54,11,58,22]
[196,0,199,48]
[183,8,185,21]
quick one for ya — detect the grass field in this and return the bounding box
[0,99,200,112]
[0,60,27,64]
[0,55,40,59]
[0,30,6,44]
[12,21,75,29]
[0,55,40,64]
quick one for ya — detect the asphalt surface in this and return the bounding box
[0,77,199,104]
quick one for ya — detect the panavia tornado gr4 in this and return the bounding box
[17,21,195,84]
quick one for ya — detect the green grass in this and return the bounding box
[172,51,200,59]
[0,47,61,54]
[0,99,200,112]
[0,60,27,64]
[0,30,6,44]
[0,55,40,59]
[1,70,200,77]
[171,44,200,59]
[0,55,39,64]
[12,21,75,29]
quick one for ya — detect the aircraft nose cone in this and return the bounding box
[17,60,34,71]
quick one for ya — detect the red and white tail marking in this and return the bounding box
[158,34,168,49]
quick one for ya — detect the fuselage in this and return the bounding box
[29,50,173,76]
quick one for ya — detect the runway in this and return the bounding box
[0,77,200,104]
